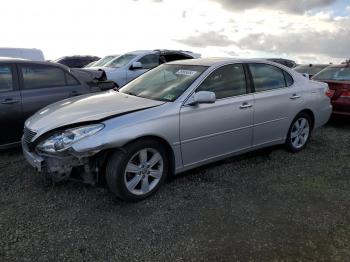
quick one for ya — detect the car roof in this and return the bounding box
[167,57,286,67]
[295,64,329,67]
[55,55,100,60]
[328,63,350,68]
[126,50,157,55]
[125,49,198,57]
[266,58,295,62]
[0,57,29,61]
[0,59,70,69]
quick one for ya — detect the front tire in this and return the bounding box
[285,113,312,153]
[105,139,169,201]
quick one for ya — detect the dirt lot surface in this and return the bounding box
[1,118,349,261]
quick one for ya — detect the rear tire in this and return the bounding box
[285,113,312,153]
[105,139,169,201]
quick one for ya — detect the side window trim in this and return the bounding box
[282,70,294,87]
[195,63,249,101]
[64,71,81,86]
[242,63,254,94]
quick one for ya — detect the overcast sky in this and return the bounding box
[1,0,349,63]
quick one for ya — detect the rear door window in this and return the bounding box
[0,65,14,92]
[249,63,292,92]
[21,65,66,89]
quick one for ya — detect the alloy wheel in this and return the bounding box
[290,117,310,149]
[124,148,164,195]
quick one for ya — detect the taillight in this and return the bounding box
[325,88,334,98]
[340,90,350,98]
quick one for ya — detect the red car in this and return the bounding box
[312,62,350,116]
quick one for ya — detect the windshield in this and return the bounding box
[119,64,208,102]
[89,55,117,67]
[104,54,137,68]
[312,67,350,81]
[83,61,96,68]
[52,57,63,63]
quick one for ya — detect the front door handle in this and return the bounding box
[290,94,301,100]
[240,102,253,109]
[1,98,19,105]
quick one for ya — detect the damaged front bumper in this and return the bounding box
[23,142,44,172]
[22,138,101,184]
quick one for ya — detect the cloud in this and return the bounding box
[225,50,238,56]
[211,0,337,13]
[174,31,235,47]
[132,0,163,2]
[237,27,350,58]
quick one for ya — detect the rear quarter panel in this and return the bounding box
[301,79,332,128]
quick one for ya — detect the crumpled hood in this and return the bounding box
[25,91,165,135]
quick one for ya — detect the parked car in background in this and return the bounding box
[54,55,100,68]
[84,55,119,68]
[294,64,329,79]
[0,59,114,148]
[312,62,350,116]
[0,48,45,61]
[22,58,331,201]
[266,58,297,68]
[93,49,200,87]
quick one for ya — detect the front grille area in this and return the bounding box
[23,128,37,144]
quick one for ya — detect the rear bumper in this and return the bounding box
[314,104,332,129]
[331,98,350,116]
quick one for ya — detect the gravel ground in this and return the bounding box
[0,117,350,261]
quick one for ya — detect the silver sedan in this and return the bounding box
[22,58,332,201]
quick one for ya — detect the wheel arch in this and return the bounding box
[285,108,315,143]
[297,109,315,129]
[121,135,176,176]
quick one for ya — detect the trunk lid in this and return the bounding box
[317,80,350,100]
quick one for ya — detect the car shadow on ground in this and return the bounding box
[173,145,279,181]
[327,115,350,128]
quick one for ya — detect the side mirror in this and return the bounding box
[130,62,143,70]
[186,91,216,106]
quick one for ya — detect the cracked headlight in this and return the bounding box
[37,124,104,153]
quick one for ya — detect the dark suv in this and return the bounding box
[0,59,112,148]
[54,56,100,68]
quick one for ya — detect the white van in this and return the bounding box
[0,48,45,61]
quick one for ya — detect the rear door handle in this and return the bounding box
[240,102,253,109]
[1,98,19,105]
[290,94,301,100]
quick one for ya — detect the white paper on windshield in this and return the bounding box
[175,69,197,76]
